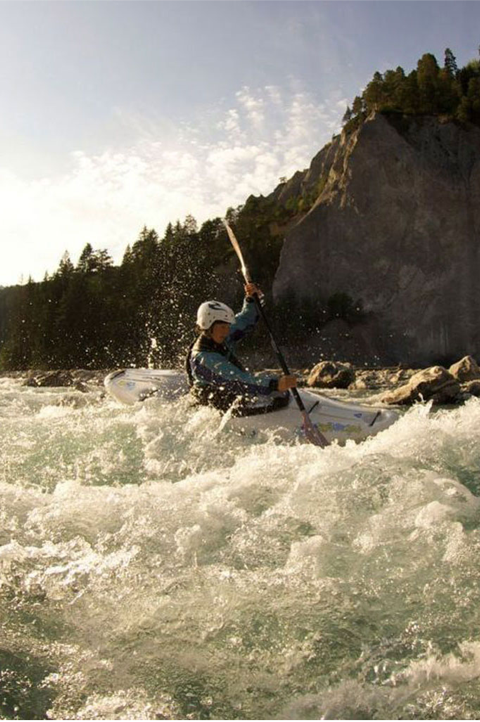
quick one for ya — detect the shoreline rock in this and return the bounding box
[0,355,479,405]
[307,360,355,389]
[380,366,461,406]
[448,355,480,383]
[21,369,108,390]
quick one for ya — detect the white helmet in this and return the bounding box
[196,301,235,330]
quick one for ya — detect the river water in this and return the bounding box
[1,375,480,720]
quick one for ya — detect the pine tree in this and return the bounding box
[444,48,458,77]
[363,71,385,112]
[342,106,353,125]
[56,251,74,277]
[77,243,95,273]
[77,243,113,274]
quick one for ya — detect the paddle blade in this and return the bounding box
[223,221,252,283]
[301,411,329,448]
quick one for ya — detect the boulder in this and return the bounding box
[22,369,103,391]
[381,366,461,406]
[348,369,387,390]
[449,355,480,383]
[386,368,419,387]
[307,360,355,389]
[24,370,75,388]
[462,380,480,397]
[348,367,418,391]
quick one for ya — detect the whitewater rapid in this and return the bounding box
[1,376,480,720]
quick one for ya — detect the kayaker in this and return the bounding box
[186,283,297,415]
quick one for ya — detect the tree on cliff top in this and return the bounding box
[343,47,479,130]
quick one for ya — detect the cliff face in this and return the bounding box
[272,113,480,365]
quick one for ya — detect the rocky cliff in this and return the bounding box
[271,113,480,365]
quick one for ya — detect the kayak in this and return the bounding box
[104,368,399,444]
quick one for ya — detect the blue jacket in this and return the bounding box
[187,298,280,406]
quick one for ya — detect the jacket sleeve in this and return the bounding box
[227,297,259,347]
[191,350,279,397]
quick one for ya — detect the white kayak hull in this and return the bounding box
[104,368,399,444]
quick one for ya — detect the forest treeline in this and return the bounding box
[0,47,479,371]
[0,218,228,370]
[0,214,360,370]
[342,48,480,130]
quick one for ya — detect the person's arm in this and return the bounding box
[192,349,284,397]
[227,283,263,345]
[227,298,258,345]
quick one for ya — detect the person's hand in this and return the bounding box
[277,375,297,392]
[244,282,263,298]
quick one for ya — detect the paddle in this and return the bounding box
[223,221,329,448]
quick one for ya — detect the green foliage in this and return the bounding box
[444,48,458,77]
[227,197,285,289]
[342,47,480,130]
[0,217,223,370]
[77,243,113,273]
[342,106,353,125]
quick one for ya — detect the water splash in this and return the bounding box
[1,377,480,719]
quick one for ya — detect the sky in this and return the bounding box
[0,0,479,287]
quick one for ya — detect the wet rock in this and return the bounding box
[462,380,480,398]
[307,360,355,389]
[348,369,385,390]
[347,375,369,391]
[449,355,480,383]
[72,380,90,392]
[72,369,106,385]
[23,369,107,390]
[386,368,419,387]
[381,366,461,406]
[24,370,75,388]
[349,367,418,391]
[58,393,96,408]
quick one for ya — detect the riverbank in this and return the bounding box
[0,366,420,393]
[2,354,480,406]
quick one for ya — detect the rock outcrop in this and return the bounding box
[24,369,106,390]
[349,366,419,391]
[307,360,355,389]
[463,380,480,397]
[272,113,480,366]
[448,355,480,382]
[381,365,461,405]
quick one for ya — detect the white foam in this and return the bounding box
[1,382,480,719]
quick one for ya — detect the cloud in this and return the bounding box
[0,85,344,286]
[217,109,244,140]
[236,86,266,128]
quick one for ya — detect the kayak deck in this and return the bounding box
[104,368,399,444]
